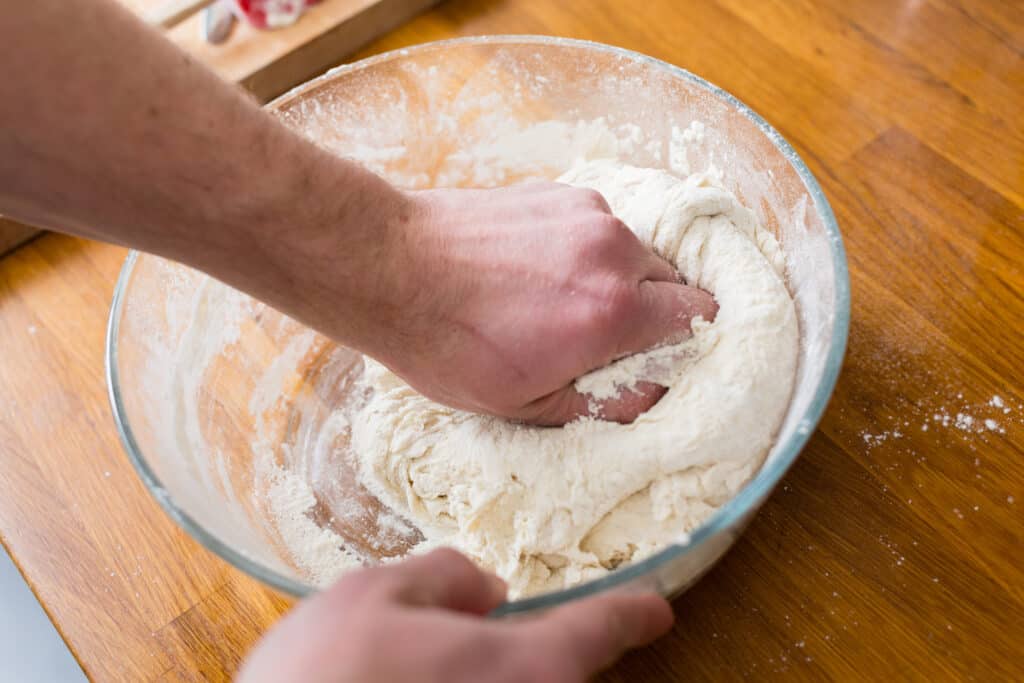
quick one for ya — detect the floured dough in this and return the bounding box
[350,161,798,598]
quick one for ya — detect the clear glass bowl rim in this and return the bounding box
[105,34,851,614]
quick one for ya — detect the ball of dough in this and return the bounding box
[351,161,798,598]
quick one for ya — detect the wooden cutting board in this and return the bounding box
[0,0,438,256]
[133,0,441,100]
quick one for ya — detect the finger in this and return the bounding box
[517,380,667,426]
[514,180,567,193]
[527,283,716,426]
[381,548,507,615]
[590,381,666,422]
[616,280,718,358]
[639,252,679,283]
[583,188,612,214]
[516,383,592,427]
[520,283,716,427]
[521,592,674,679]
[597,218,678,283]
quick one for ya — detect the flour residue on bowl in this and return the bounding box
[126,46,836,595]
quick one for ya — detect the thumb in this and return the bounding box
[581,281,716,422]
[518,381,667,426]
[519,592,674,679]
[624,280,718,356]
[382,548,507,615]
[519,282,716,426]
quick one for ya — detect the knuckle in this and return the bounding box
[440,547,491,580]
[427,546,469,565]
[440,632,501,676]
[335,566,380,594]
[420,548,482,584]
[583,280,639,331]
[593,213,627,237]
[578,187,608,208]
[324,566,386,606]
[533,181,568,196]
[574,215,630,265]
[518,391,567,427]
[519,657,574,683]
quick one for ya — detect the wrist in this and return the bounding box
[358,189,460,375]
[205,147,418,356]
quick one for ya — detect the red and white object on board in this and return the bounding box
[231,0,322,29]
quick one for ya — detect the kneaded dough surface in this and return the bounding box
[350,162,799,598]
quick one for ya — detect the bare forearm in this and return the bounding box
[0,1,717,427]
[0,0,405,347]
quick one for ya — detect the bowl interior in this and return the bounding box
[108,36,847,605]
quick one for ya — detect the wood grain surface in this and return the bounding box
[1,0,1022,680]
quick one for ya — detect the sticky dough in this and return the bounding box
[350,161,799,598]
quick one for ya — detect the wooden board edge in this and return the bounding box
[169,0,441,101]
[242,0,442,101]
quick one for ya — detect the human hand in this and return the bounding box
[237,548,674,683]
[367,183,718,425]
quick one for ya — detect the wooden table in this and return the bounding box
[1,0,1021,680]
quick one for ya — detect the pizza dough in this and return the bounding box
[350,161,799,598]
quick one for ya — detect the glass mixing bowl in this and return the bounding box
[107,36,849,614]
